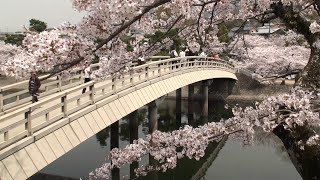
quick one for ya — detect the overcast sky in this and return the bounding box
[0,0,85,32]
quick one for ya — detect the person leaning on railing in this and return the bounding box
[29,72,41,103]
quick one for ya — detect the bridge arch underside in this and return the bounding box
[0,69,236,180]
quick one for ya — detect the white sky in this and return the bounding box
[0,0,85,32]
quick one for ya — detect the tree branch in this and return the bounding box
[42,0,171,80]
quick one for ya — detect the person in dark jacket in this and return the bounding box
[29,72,41,103]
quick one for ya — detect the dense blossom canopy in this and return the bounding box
[231,33,310,77]
[0,0,319,79]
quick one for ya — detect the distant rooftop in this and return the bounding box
[251,24,282,35]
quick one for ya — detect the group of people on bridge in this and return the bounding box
[169,46,219,60]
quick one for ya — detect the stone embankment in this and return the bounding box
[166,72,295,102]
[228,72,295,101]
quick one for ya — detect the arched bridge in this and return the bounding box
[0,56,237,180]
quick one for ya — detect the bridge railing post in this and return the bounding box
[158,64,161,77]
[145,66,149,80]
[58,74,62,91]
[80,69,84,82]
[130,70,134,85]
[112,77,117,94]
[179,59,182,70]
[61,94,67,117]
[89,83,95,104]
[0,91,3,113]
[25,107,32,136]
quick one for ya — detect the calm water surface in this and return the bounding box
[30,98,302,180]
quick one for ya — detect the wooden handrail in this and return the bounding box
[0,56,235,151]
[0,57,167,113]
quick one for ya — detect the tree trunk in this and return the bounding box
[296,46,320,88]
[271,2,320,88]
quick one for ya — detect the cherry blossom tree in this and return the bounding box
[230,33,310,78]
[0,0,319,178]
[0,0,318,84]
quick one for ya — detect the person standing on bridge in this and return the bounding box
[169,48,178,58]
[82,61,92,94]
[29,72,41,103]
[169,46,178,70]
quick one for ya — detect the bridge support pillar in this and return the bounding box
[149,154,159,180]
[176,88,182,129]
[210,79,236,98]
[129,111,139,143]
[202,80,209,118]
[129,111,139,179]
[148,101,158,133]
[110,121,119,149]
[188,84,195,125]
[110,121,120,180]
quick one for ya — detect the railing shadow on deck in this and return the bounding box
[0,56,234,159]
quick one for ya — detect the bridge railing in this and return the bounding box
[0,56,167,114]
[0,56,234,152]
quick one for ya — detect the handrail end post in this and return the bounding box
[0,92,3,112]
[25,107,33,136]
[90,83,95,104]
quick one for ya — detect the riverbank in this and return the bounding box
[0,75,19,87]
[165,82,293,102]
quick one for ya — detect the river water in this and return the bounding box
[29,97,302,180]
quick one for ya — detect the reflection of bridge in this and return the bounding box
[0,57,236,179]
[190,137,227,180]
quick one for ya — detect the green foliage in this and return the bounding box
[145,28,187,52]
[29,19,47,33]
[121,35,135,52]
[4,34,25,46]
[217,24,230,43]
[157,49,169,56]
[95,128,109,146]
[4,19,47,46]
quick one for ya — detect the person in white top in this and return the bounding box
[138,56,145,65]
[170,49,178,58]
[179,50,186,58]
[199,51,207,57]
[179,49,186,67]
[82,61,92,94]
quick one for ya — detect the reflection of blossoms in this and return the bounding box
[306,135,320,146]
[310,21,320,34]
[90,87,320,179]
[90,119,254,179]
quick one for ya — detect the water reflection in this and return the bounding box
[273,125,320,180]
[30,98,301,180]
[96,127,109,147]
